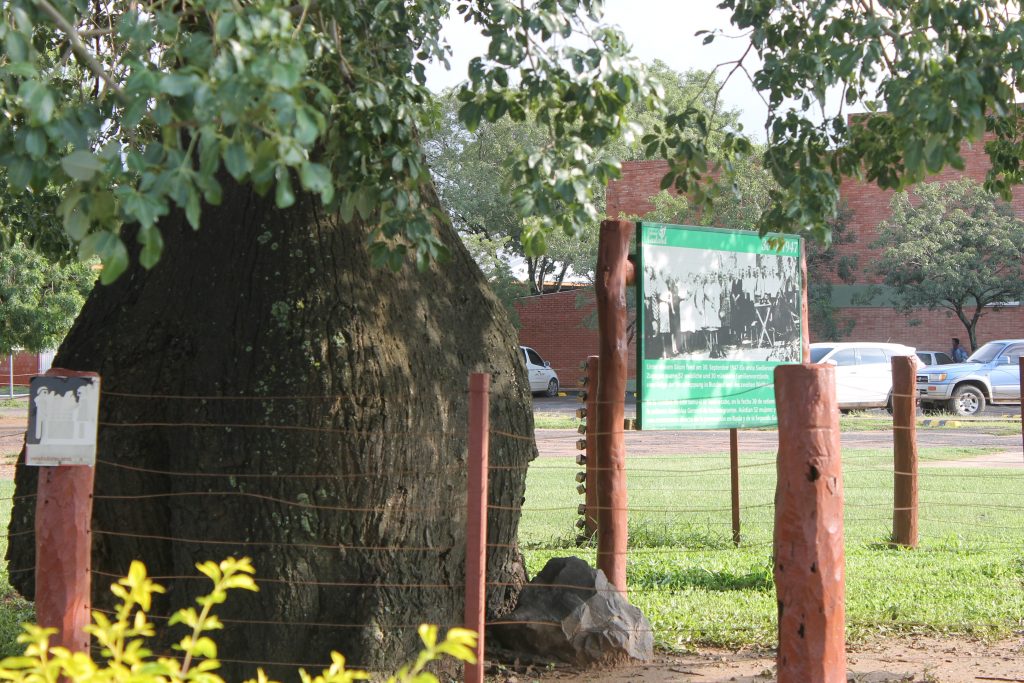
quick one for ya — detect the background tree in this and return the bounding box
[873,180,1024,350]
[685,0,1024,243]
[0,240,94,356]
[426,61,743,294]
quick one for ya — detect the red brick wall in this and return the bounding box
[836,143,1024,286]
[514,288,637,390]
[0,352,42,387]
[835,306,1024,353]
[595,157,1024,351]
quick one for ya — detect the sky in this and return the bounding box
[424,1,770,139]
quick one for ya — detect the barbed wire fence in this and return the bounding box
[499,359,1024,659]
[2,363,1024,678]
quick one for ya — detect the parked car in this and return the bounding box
[810,342,919,411]
[916,339,1024,417]
[916,350,955,367]
[520,346,560,397]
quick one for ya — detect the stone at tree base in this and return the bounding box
[488,557,653,666]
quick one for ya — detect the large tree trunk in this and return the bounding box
[7,179,536,677]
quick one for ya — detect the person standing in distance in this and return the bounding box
[951,338,969,363]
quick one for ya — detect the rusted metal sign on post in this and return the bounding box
[26,374,100,466]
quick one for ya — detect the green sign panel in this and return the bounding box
[636,223,803,430]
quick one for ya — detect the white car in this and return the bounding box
[810,342,920,411]
[520,346,560,397]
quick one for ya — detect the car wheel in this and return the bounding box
[884,393,894,415]
[947,385,985,417]
[545,378,559,397]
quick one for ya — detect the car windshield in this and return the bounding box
[966,342,1003,363]
[809,347,833,363]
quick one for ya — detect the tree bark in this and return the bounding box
[7,178,536,677]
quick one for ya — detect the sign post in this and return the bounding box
[27,370,100,655]
[634,223,803,430]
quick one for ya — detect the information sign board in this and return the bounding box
[26,374,101,466]
[636,223,802,430]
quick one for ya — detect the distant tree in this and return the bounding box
[459,232,529,324]
[873,180,1024,350]
[426,61,743,295]
[0,240,95,355]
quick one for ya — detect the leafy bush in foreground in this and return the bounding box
[0,557,475,683]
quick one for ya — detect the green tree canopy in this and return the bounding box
[426,61,743,294]
[0,240,95,355]
[873,179,1024,350]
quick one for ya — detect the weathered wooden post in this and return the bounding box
[773,363,846,683]
[891,356,919,547]
[595,219,633,594]
[464,373,489,683]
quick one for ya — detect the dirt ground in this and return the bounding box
[498,635,1024,682]
[5,410,1024,681]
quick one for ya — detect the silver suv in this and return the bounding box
[916,339,1024,416]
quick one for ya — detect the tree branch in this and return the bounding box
[33,0,125,101]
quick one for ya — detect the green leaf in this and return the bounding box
[19,81,56,124]
[159,73,200,96]
[24,129,46,159]
[299,162,334,203]
[275,167,295,208]
[64,207,90,241]
[79,231,129,284]
[61,151,105,181]
[123,99,148,131]
[223,141,252,180]
[185,186,202,230]
[137,224,164,269]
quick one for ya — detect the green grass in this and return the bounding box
[534,410,1023,433]
[519,446,1024,651]
[533,412,581,430]
[0,481,33,658]
[0,396,28,410]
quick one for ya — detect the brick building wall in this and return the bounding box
[514,288,637,390]
[0,351,45,388]
[596,157,1024,352]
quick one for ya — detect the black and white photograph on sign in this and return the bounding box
[642,248,801,362]
[25,375,100,466]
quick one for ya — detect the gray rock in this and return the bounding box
[488,557,653,666]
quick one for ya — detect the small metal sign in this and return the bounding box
[26,374,100,466]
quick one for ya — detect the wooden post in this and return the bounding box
[729,428,740,546]
[1019,357,1023,463]
[464,373,489,683]
[595,219,633,594]
[584,355,599,538]
[774,364,846,683]
[34,369,98,655]
[800,243,810,363]
[891,356,919,547]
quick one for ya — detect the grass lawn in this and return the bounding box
[0,480,33,658]
[534,410,1023,434]
[519,446,1024,651]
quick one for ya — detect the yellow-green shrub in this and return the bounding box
[0,558,476,683]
